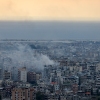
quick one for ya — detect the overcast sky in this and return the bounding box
[0,21,100,40]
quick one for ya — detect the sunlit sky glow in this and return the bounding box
[0,0,100,21]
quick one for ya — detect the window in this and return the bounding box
[28,92,30,97]
[23,92,25,96]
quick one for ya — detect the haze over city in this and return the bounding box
[0,21,100,40]
[1,1,100,100]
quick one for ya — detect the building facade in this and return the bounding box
[18,67,27,82]
[11,87,36,100]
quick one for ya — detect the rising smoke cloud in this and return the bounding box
[0,43,54,71]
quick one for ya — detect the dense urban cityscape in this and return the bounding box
[0,40,100,100]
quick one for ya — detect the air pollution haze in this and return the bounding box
[0,21,100,40]
[0,43,54,71]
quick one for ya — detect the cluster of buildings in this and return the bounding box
[0,40,100,100]
[0,61,100,100]
[0,67,41,100]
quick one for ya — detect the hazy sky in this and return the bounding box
[0,0,100,21]
[0,21,100,40]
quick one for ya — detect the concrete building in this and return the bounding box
[0,87,5,99]
[54,84,59,91]
[0,68,3,80]
[27,71,36,83]
[18,67,27,82]
[4,80,13,86]
[11,87,35,100]
[3,70,11,80]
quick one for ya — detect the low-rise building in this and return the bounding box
[11,87,36,100]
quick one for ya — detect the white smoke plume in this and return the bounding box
[0,43,54,71]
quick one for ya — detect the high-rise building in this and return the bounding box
[18,67,27,82]
[11,67,18,81]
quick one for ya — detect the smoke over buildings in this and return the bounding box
[0,42,54,71]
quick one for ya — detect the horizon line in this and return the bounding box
[0,39,100,41]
